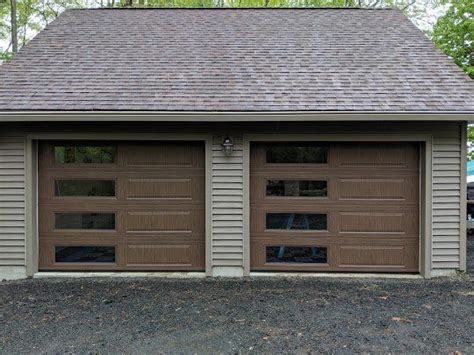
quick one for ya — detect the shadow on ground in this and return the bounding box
[468,232,474,274]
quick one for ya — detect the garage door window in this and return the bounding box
[55,213,115,230]
[266,246,327,263]
[266,143,328,164]
[54,145,116,164]
[55,180,115,197]
[55,246,116,263]
[267,180,327,197]
[266,213,327,230]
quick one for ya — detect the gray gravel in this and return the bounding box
[0,237,472,354]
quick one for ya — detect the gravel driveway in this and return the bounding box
[0,237,472,354]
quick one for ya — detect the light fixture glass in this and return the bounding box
[221,135,234,156]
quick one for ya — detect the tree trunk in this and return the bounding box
[10,0,18,53]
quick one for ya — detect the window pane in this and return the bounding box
[55,213,115,230]
[266,144,328,164]
[54,146,116,164]
[266,246,327,263]
[55,180,115,197]
[267,180,327,197]
[266,213,327,230]
[55,246,115,263]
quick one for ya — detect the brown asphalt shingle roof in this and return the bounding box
[0,8,472,112]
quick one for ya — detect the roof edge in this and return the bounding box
[0,111,472,122]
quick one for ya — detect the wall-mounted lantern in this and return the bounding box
[221,135,234,156]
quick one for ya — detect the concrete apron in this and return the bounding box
[32,272,424,279]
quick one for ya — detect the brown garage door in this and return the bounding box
[38,141,205,271]
[250,142,419,273]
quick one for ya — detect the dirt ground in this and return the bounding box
[0,237,472,354]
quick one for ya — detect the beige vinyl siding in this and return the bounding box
[0,122,465,276]
[432,125,462,269]
[0,132,26,266]
[211,135,244,271]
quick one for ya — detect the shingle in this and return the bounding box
[0,8,472,112]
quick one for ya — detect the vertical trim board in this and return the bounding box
[459,122,467,271]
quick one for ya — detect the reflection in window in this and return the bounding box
[55,180,115,197]
[267,180,327,197]
[266,246,328,263]
[54,146,116,164]
[266,213,327,230]
[266,144,328,164]
[55,246,115,263]
[55,213,115,230]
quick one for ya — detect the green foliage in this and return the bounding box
[468,125,474,161]
[0,51,12,60]
[468,125,474,142]
[432,0,474,78]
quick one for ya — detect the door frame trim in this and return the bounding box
[25,133,213,276]
[242,133,433,278]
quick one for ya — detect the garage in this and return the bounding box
[250,142,420,273]
[38,141,205,271]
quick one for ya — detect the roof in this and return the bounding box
[0,8,473,113]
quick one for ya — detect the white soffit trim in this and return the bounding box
[0,111,473,122]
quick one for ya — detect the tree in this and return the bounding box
[467,125,474,161]
[10,0,17,53]
[432,0,474,79]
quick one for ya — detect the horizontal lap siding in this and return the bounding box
[432,125,462,269]
[211,135,244,268]
[0,133,26,266]
[0,123,464,275]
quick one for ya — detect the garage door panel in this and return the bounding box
[250,242,330,270]
[40,233,119,243]
[251,209,331,235]
[125,244,192,265]
[42,168,204,178]
[336,243,418,270]
[125,211,192,233]
[251,240,418,272]
[39,141,205,271]
[39,175,119,200]
[338,245,405,267]
[336,211,418,236]
[251,177,329,201]
[120,142,203,168]
[40,201,204,211]
[125,241,205,269]
[252,176,418,205]
[251,207,418,236]
[252,202,418,211]
[250,142,420,273]
[124,176,204,201]
[125,210,205,235]
[39,241,118,269]
[251,168,417,180]
[337,143,419,169]
[39,211,118,235]
[337,176,418,202]
[126,178,193,199]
